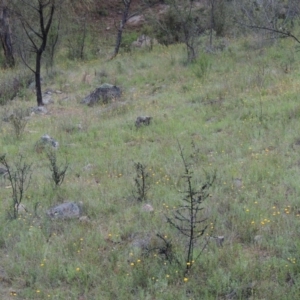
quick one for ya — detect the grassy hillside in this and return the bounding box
[1,32,300,299]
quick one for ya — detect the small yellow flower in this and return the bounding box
[183,277,188,282]
[40,263,44,267]
[130,263,134,266]
[36,290,40,293]
[76,268,80,271]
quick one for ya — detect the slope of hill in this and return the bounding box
[1,27,300,299]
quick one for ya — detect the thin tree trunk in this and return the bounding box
[17,0,55,106]
[0,2,15,68]
[35,51,43,106]
[111,0,131,59]
[209,0,215,48]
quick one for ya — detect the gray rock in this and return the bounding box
[30,106,48,115]
[79,216,90,224]
[210,236,225,247]
[135,116,152,127]
[142,203,154,212]
[35,134,59,153]
[42,92,54,105]
[254,235,263,243]
[127,15,145,27]
[81,83,121,106]
[40,134,59,148]
[46,202,81,219]
[15,203,27,214]
[233,178,243,189]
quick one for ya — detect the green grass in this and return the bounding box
[1,34,300,299]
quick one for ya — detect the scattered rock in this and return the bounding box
[233,178,243,189]
[30,106,48,115]
[46,202,82,219]
[35,134,59,153]
[81,83,121,106]
[39,134,59,148]
[135,116,152,127]
[142,203,154,212]
[79,216,90,224]
[127,15,145,27]
[15,203,27,214]
[254,235,263,243]
[42,91,54,105]
[210,236,224,247]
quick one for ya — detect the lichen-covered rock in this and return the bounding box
[81,83,121,106]
[46,202,81,219]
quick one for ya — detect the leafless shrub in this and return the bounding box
[0,154,32,219]
[46,150,68,188]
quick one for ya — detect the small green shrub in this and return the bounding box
[132,162,150,202]
[191,54,211,79]
[46,150,68,188]
[166,142,216,276]
[0,72,32,105]
[120,32,139,52]
[9,107,30,140]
